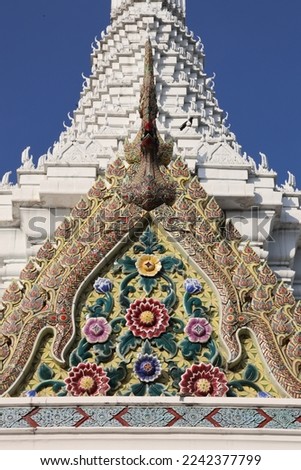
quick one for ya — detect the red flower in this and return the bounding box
[65,363,110,396]
[125,298,169,339]
[179,363,228,397]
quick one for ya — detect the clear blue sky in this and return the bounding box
[0,0,300,186]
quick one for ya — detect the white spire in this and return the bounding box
[111,0,186,17]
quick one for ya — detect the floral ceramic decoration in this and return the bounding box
[185,318,212,343]
[24,226,268,398]
[136,254,162,277]
[82,317,112,344]
[184,278,203,295]
[134,353,162,383]
[93,277,113,294]
[179,363,228,397]
[65,362,110,396]
[125,297,170,339]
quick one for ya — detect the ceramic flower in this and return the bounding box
[65,362,110,396]
[136,254,162,277]
[179,363,228,397]
[184,278,203,295]
[93,277,113,294]
[257,391,271,398]
[185,318,212,343]
[125,297,169,339]
[134,353,162,383]
[82,317,112,344]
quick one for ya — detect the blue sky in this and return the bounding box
[0,0,300,186]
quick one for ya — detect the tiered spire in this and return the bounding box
[111,0,186,19]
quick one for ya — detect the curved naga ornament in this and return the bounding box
[0,40,300,398]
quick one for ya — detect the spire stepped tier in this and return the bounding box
[0,0,301,301]
[47,0,241,170]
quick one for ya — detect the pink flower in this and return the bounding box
[185,318,212,343]
[125,298,169,339]
[82,317,112,344]
[65,363,110,396]
[179,363,228,397]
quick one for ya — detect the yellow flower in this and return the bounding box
[136,254,162,277]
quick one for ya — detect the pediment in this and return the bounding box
[198,142,249,166]
[0,156,300,398]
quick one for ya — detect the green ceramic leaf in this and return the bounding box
[87,297,109,318]
[184,292,207,317]
[94,340,115,363]
[35,380,61,393]
[114,256,137,273]
[139,276,157,295]
[78,338,93,361]
[148,383,167,396]
[180,337,202,360]
[226,388,237,397]
[106,362,127,390]
[212,352,223,368]
[204,339,224,367]
[134,226,166,255]
[130,382,147,396]
[152,333,177,357]
[52,382,66,393]
[69,349,82,367]
[118,331,142,358]
[243,364,259,382]
[142,339,153,355]
[228,380,244,392]
[161,278,177,310]
[168,362,185,390]
[110,317,126,333]
[119,273,138,311]
[228,379,261,394]
[37,363,54,381]
[169,317,185,334]
[161,256,184,274]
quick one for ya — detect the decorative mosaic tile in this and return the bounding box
[172,406,215,427]
[121,407,175,427]
[0,405,300,430]
[208,408,265,428]
[80,406,125,427]
[30,407,84,427]
[0,407,31,428]
[263,408,301,429]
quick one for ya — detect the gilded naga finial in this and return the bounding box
[121,40,176,211]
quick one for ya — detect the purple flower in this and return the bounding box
[83,317,112,344]
[185,318,212,343]
[93,277,113,294]
[184,278,203,295]
[134,354,162,383]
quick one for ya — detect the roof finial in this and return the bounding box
[121,41,176,211]
[139,38,158,136]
